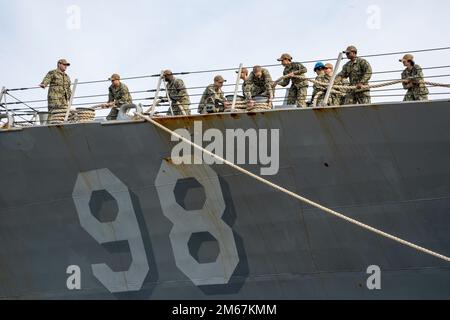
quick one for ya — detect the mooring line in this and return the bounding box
[136,112,450,263]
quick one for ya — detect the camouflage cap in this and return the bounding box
[277,53,292,61]
[214,75,227,82]
[345,46,358,53]
[58,59,71,66]
[399,54,414,62]
[109,74,121,81]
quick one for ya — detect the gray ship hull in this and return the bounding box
[1,100,449,299]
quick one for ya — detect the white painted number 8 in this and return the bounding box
[155,155,240,286]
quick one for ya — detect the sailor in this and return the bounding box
[105,73,133,120]
[244,66,274,107]
[40,59,72,121]
[323,63,345,106]
[163,70,191,115]
[310,62,328,106]
[400,54,429,101]
[273,53,309,108]
[236,67,249,94]
[198,75,231,114]
[336,45,373,105]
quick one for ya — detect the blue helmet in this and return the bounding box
[314,62,326,71]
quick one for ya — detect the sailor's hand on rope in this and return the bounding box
[287,72,295,78]
[356,83,363,90]
[402,80,413,88]
[247,100,255,108]
[97,102,115,109]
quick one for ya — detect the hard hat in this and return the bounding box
[314,62,326,71]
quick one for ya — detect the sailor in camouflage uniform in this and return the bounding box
[198,75,230,114]
[236,67,249,95]
[273,53,309,108]
[336,46,373,105]
[311,62,328,107]
[323,63,345,106]
[106,74,133,120]
[400,54,429,101]
[163,70,191,115]
[40,59,72,120]
[244,66,274,101]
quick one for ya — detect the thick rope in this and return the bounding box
[276,74,450,91]
[308,79,403,91]
[136,112,450,263]
[424,81,450,88]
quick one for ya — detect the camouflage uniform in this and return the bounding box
[401,65,429,101]
[337,57,372,105]
[107,83,133,120]
[242,79,250,98]
[166,78,191,115]
[336,77,349,106]
[311,73,328,106]
[41,69,72,112]
[320,74,346,106]
[278,62,309,108]
[198,85,226,114]
[244,68,274,100]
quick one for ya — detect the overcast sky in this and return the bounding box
[1,0,449,115]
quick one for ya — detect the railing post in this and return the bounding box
[231,63,243,112]
[150,70,164,116]
[0,87,6,112]
[0,87,8,129]
[162,77,177,116]
[322,52,344,107]
[64,79,78,122]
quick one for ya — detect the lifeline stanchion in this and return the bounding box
[150,71,164,116]
[322,51,344,107]
[231,63,243,112]
[64,79,79,122]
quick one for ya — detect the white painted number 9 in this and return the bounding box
[72,169,149,293]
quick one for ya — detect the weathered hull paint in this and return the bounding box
[1,100,450,299]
